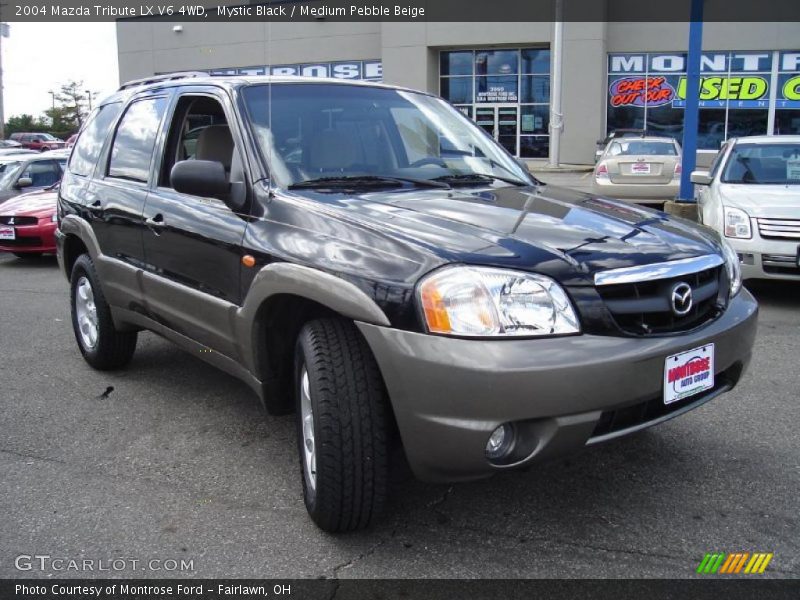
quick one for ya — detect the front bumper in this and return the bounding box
[358,290,758,483]
[0,221,57,254]
[728,228,800,281]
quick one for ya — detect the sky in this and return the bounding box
[2,23,119,122]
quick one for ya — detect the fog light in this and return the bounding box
[485,424,514,460]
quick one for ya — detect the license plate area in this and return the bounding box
[664,344,715,405]
[0,226,15,240]
[631,162,651,175]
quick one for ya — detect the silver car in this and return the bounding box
[593,136,682,205]
[693,135,800,281]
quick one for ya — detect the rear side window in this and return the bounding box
[108,97,168,183]
[69,103,122,177]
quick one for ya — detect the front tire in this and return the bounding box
[70,254,137,370]
[295,318,390,532]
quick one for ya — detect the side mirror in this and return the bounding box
[690,171,712,186]
[515,158,531,173]
[16,177,33,188]
[171,160,230,199]
[596,139,605,146]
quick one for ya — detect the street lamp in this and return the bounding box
[48,90,55,110]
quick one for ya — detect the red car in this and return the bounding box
[9,132,66,152]
[0,187,58,257]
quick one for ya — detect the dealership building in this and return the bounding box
[117,19,800,164]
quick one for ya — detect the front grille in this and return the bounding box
[596,265,725,335]
[0,216,38,225]
[589,363,741,442]
[762,253,800,275]
[758,218,800,240]
[0,236,42,247]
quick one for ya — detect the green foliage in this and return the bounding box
[4,114,50,135]
[4,79,98,139]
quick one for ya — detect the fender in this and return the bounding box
[236,262,391,374]
[58,215,102,263]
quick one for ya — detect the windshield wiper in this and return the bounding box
[289,175,450,190]
[431,173,527,187]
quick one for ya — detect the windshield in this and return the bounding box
[722,143,800,185]
[0,161,24,189]
[607,140,678,156]
[242,83,531,188]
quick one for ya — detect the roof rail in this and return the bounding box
[117,71,210,91]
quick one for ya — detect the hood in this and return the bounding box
[718,183,800,219]
[296,184,721,285]
[0,189,57,218]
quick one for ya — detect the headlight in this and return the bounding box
[723,206,751,239]
[418,266,580,337]
[720,238,742,297]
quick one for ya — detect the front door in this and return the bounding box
[140,89,250,358]
[475,105,518,156]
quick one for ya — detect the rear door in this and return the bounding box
[93,92,171,265]
[140,87,251,357]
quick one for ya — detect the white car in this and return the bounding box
[692,135,800,281]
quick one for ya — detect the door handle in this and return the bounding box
[145,214,165,231]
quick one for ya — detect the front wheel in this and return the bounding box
[70,254,137,370]
[295,318,390,532]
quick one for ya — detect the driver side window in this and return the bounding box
[159,94,243,194]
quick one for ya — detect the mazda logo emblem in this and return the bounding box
[7,217,14,225]
[671,282,693,316]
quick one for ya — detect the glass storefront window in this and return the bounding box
[521,49,551,74]
[520,136,549,158]
[607,50,800,148]
[440,77,474,105]
[775,110,800,134]
[607,105,645,133]
[646,104,684,141]
[475,50,519,76]
[697,109,727,150]
[476,76,519,103]
[726,109,768,138]
[521,76,550,103]
[441,51,473,76]
[520,105,549,134]
[440,48,550,157]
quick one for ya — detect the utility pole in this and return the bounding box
[85,90,93,111]
[48,90,55,110]
[678,0,704,201]
[0,23,8,140]
[548,0,564,167]
[664,0,704,220]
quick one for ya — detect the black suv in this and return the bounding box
[57,74,757,532]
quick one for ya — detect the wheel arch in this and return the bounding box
[58,215,101,279]
[238,263,392,415]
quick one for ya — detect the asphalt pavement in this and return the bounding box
[1,252,798,579]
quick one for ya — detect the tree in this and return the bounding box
[52,80,96,130]
[4,114,49,136]
[3,80,99,139]
[44,106,75,132]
